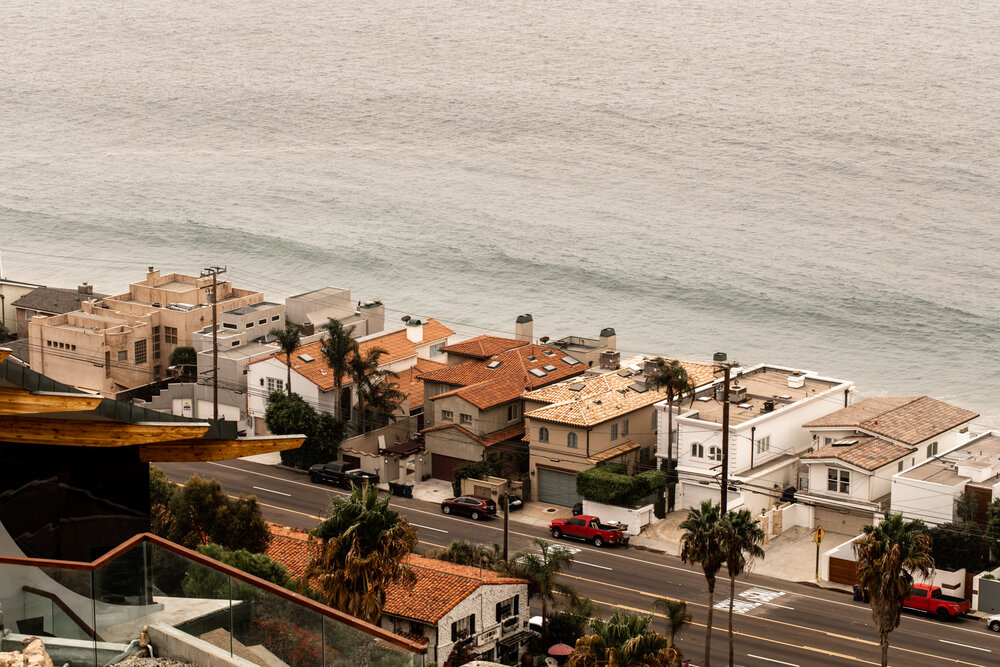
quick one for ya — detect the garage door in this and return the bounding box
[431,454,467,481]
[537,468,581,507]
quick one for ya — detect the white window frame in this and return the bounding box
[691,442,704,458]
[266,377,285,393]
[755,435,770,455]
[927,441,938,457]
[708,445,722,462]
[827,468,850,494]
[460,413,472,425]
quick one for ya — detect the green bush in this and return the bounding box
[577,466,668,508]
[452,459,497,496]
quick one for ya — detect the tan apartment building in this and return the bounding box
[523,372,668,507]
[28,267,264,397]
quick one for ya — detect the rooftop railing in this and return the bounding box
[0,533,426,667]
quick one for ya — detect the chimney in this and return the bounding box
[406,318,424,343]
[599,349,620,370]
[515,314,533,342]
[599,327,617,351]
[359,300,385,335]
[146,266,160,282]
[78,282,94,295]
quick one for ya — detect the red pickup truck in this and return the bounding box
[549,515,629,547]
[903,584,970,620]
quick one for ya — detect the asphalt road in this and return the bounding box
[159,460,1000,667]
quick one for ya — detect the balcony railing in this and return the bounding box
[0,533,425,667]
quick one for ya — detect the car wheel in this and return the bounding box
[593,536,604,547]
[471,511,480,520]
[551,528,562,539]
[442,505,451,515]
[936,608,949,622]
[990,621,1000,632]
[309,473,320,483]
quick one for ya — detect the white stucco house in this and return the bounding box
[799,396,979,534]
[891,430,1000,527]
[380,554,532,665]
[246,318,454,434]
[661,364,854,516]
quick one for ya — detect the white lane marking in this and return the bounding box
[196,462,990,637]
[576,561,612,571]
[252,486,291,497]
[939,639,991,652]
[748,655,799,666]
[411,523,448,534]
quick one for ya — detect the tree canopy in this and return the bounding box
[265,391,343,469]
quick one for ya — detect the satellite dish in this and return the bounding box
[401,315,411,323]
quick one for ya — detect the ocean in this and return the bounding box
[1,0,998,423]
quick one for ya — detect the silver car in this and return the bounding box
[987,613,1000,632]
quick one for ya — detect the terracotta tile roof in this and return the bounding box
[417,344,584,390]
[800,436,912,471]
[430,375,529,410]
[587,440,642,464]
[524,374,663,427]
[803,396,978,446]
[249,319,454,391]
[440,335,529,360]
[420,423,525,448]
[397,359,448,410]
[266,523,319,579]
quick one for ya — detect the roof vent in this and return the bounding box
[787,374,805,389]
[697,396,712,402]
[543,350,556,356]
[298,354,315,363]
[526,356,536,361]
[763,400,775,413]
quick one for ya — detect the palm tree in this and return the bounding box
[720,509,765,667]
[680,499,725,666]
[347,346,397,433]
[430,539,503,568]
[568,610,679,667]
[270,324,301,395]
[645,358,698,508]
[854,512,934,667]
[320,318,357,421]
[504,538,576,639]
[362,379,407,429]
[305,483,418,624]
[651,598,691,649]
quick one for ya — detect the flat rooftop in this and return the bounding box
[680,367,844,427]
[155,279,199,293]
[225,301,280,316]
[900,434,1000,487]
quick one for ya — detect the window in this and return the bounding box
[507,402,520,421]
[827,468,850,494]
[611,424,619,441]
[639,447,650,462]
[539,427,549,443]
[266,377,285,393]
[567,432,578,449]
[691,442,704,458]
[460,413,472,425]
[651,410,658,431]
[566,518,585,527]
[25,311,34,321]
[105,351,111,378]
[496,595,519,622]
[429,343,444,357]
[223,323,238,330]
[927,441,938,457]
[46,340,51,347]
[152,326,161,360]
[451,614,475,642]
[258,318,267,325]
[271,314,280,322]
[621,419,629,437]
[441,410,454,421]
[117,350,127,362]
[709,446,722,462]
[154,365,161,379]
[134,339,147,365]
[824,437,833,445]
[245,322,254,329]
[71,344,76,351]
[898,460,905,472]
[164,327,178,344]
[755,435,770,455]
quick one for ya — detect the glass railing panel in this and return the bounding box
[93,541,153,645]
[323,615,424,667]
[233,583,323,667]
[148,543,234,656]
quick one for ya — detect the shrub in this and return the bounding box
[452,459,497,496]
[577,466,668,508]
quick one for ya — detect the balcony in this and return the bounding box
[0,533,425,667]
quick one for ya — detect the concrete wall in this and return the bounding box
[915,567,968,599]
[820,535,859,582]
[340,417,417,455]
[435,583,527,665]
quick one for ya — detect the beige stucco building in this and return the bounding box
[28,268,264,397]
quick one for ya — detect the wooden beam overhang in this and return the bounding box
[139,435,307,462]
[0,387,104,415]
[0,416,212,447]
[0,349,10,364]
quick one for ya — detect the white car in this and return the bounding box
[988,613,1000,633]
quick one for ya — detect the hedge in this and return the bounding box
[576,466,668,508]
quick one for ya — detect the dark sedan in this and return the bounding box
[440,496,497,520]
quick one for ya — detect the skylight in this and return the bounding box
[298,354,315,363]
[562,356,580,365]
[526,356,536,361]
[529,368,548,378]
[617,369,633,377]
[568,383,585,392]
[697,396,711,402]
[486,360,503,369]
[543,365,557,372]
[629,382,647,393]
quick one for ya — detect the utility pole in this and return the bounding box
[502,491,510,562]
[714,352,735,513]
[201,266,227,422]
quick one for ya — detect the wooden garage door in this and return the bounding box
[537,468,581,507]
[342,455,361,469]
[829,557,858,586]
[431,453,467,481]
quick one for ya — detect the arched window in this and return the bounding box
[709,446,722,462]
[567,432,578,449]
[538,427,549,443]
[691,442,704,458]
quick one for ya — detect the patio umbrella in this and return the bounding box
[548,643,574,656]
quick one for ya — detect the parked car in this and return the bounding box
[549,514,629,547]
[987,613,1000,632]
[902,584,970,620]
[440,496,497,520]
[308,461,379,489]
